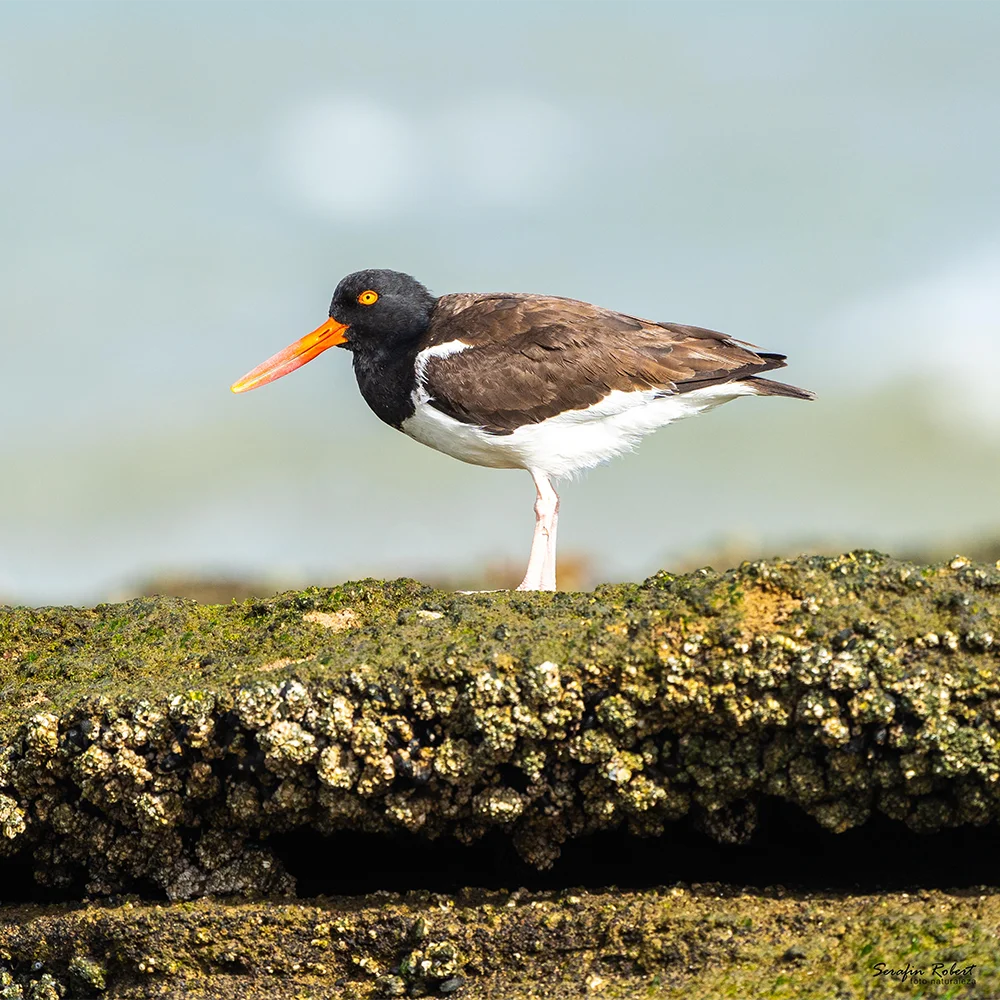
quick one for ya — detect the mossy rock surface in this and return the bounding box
[0,885,996,999]
[2,550,1000,901]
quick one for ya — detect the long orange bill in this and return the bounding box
[230,317,350,393]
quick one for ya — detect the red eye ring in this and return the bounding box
[357,290,379,306]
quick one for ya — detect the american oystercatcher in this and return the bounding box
[232,270,813,591]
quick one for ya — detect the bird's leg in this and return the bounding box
[516,492,547,591]
[539,478,560,591]
[517,471,559,592]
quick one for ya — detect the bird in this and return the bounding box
[231,269,814,591]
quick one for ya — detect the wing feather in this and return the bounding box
[420,293,805,433]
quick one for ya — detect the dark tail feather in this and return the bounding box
[742,376,816,401]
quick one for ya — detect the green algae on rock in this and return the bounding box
[0,886,997,999]
[2,552,1000,897]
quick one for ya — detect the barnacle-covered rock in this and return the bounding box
[0,886,997,999]
[400,939,463,983]
[472,786,524,824]
[258,719,318,775]
[0,795,26,845]
[1,553,1000,895]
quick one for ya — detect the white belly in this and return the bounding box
[400,383,756,479]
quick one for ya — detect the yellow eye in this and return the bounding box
[357,290,379,306]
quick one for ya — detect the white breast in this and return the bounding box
[401,339,757,479]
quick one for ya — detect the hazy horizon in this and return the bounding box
[2,1,999,604]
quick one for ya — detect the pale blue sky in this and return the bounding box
[2,1,999,601]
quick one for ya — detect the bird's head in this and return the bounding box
[231,269,435,393]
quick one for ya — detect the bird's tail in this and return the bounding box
[742,376,816,401]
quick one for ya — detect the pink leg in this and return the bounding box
[517,471,559,592]
[540,478,560,591]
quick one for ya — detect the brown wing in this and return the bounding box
[421,293,805,434]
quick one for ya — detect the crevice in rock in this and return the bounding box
[3,798,997,905]
[276,798,1000,897]
[0,847,169,904]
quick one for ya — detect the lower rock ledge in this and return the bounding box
[1,884,997,999]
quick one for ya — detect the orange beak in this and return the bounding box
[230,317,350,393]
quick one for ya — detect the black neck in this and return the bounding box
[351,341,422,429]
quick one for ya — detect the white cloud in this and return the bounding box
[274,93,582,221]
[277,97,416,220]
[433,94,580,206]
[825,242,1000,424]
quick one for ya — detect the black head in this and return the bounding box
[230,268,436,399]
[329,269,436,351]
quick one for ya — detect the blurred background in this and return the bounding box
[2,0,1000,605]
